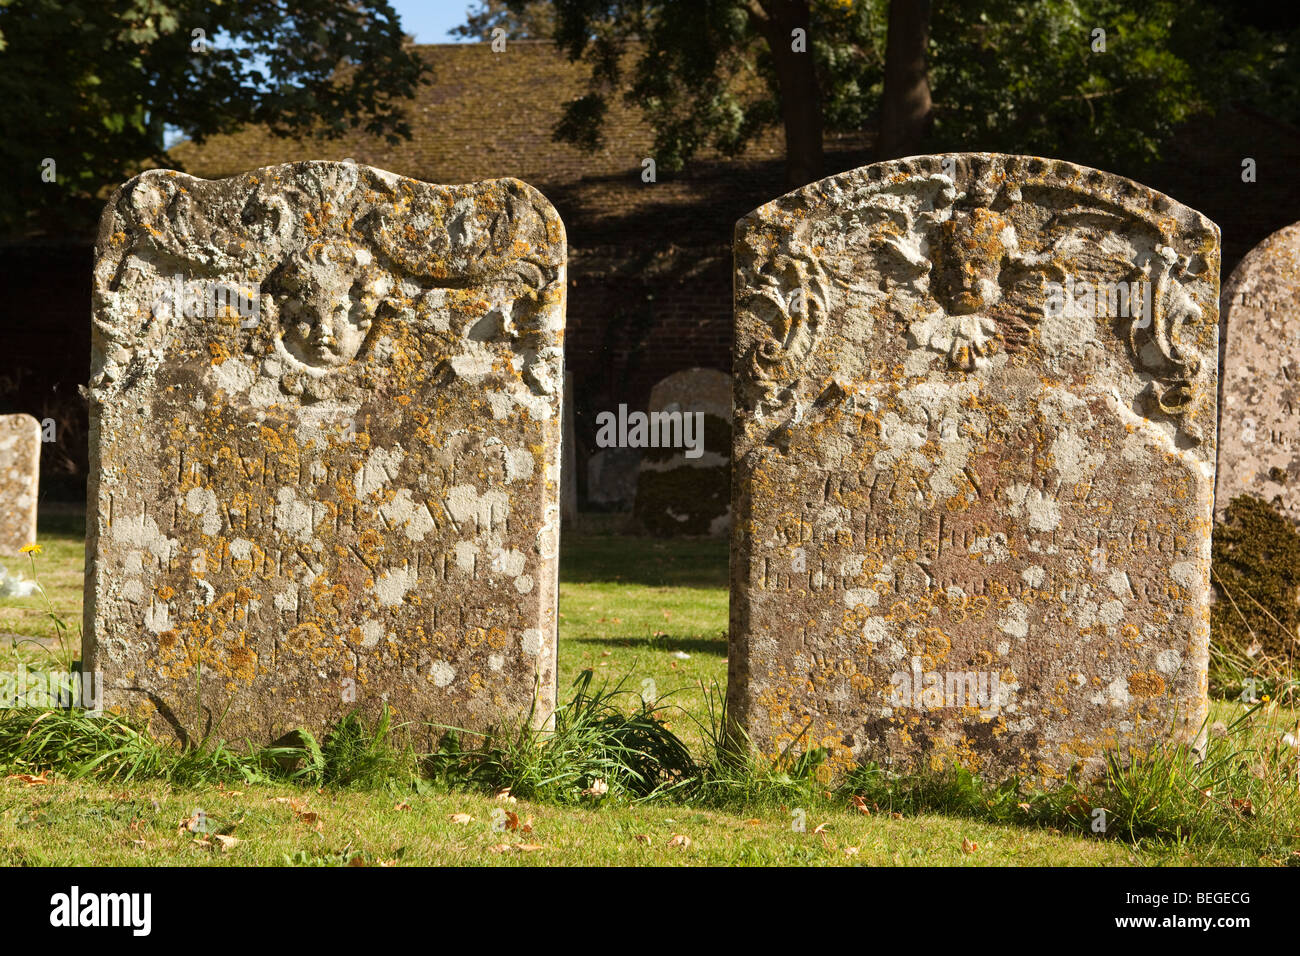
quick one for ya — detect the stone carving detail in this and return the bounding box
[86,162,566,744]
[730,154,1219,782]
[735,156,1218,445]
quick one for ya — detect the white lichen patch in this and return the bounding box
[379,489,437,542]
[372,566,416,607]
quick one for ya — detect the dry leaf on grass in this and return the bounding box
[961,838,979,854]
[494,789,516,803]
[449,813,475,824]
[844,847,860,856]
[5,773,52,787]
[213,834,240,852]
[393,802,411,812]
[743,818,761,826]
[667,834,692,849]
[850,795,871,816]
[633,834,650,844]
[812,822,830,835]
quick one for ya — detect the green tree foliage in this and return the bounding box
[451,0,556,40]
[490,0,1300,185]
[0,0,426,235]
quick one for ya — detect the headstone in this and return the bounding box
[0,414,40,555]
[561,372,578,528]
[729,154,1220,782]
[586,448,640,509]
[632,368,732,536]
[85,162,566,744]
[1216,222,1300,522]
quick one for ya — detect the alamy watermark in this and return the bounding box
[150,275,260,328]
[1043,276,1151,326]
[0,665,103,715]
[594,404,706,459]
[889,657,1008,716]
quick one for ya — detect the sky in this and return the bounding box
[388,1,479,43]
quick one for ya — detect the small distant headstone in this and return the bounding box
[632,368,732,537]
[86,162,566,744]
[586,448,640,509]
[1216,222,1300,522]
[729,154,1219,781]
[0,414,40,555]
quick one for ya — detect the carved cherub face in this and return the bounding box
[931,207,1013,315]
[273,241,391,368]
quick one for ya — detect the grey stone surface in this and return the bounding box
[0,414,40,555]
[1216,222,1300,521]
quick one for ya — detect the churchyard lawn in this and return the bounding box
[1,513,1297,867]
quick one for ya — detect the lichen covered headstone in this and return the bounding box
[632,368,732,537]
[1216,222,1300,522]
[86,162,565,744]
[0,413,40,555]
[729,154,1219,782]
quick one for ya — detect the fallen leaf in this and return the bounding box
[503,811,520,831]
[297,811,320,825]
[347,855,366,867]
[633,834,650,844]
[449,813,475,824]
[961,838,979,854]
[5,773,51,787]
[520,816,534,834]
[515,843,544,852]
[844,846,860,856]
[667,833,692,849]
[489,843,513,854]
[494,789,516,803]
[394,802,411,812]
[1231,797,1254,817]
[890,812,903,821]
[1016,802,1031,812]
[582,779,609,797]
[743,818,762,826]
[213,834,240,852]
[850,795,871,816]
[813,822,830,835]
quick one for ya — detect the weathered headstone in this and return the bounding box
[632,368,732,536]
[586,448,640,509]
[729,154,1219,782]
[0,414,40,555]
[86,162,566,744]
[1216,222,1300,522]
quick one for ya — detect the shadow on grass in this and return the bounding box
[567,634,727,656]
[560,533,728,588]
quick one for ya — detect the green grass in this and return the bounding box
[2,511,1299,866]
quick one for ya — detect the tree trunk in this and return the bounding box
[879,0,933,160]
[750,0,824,190]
